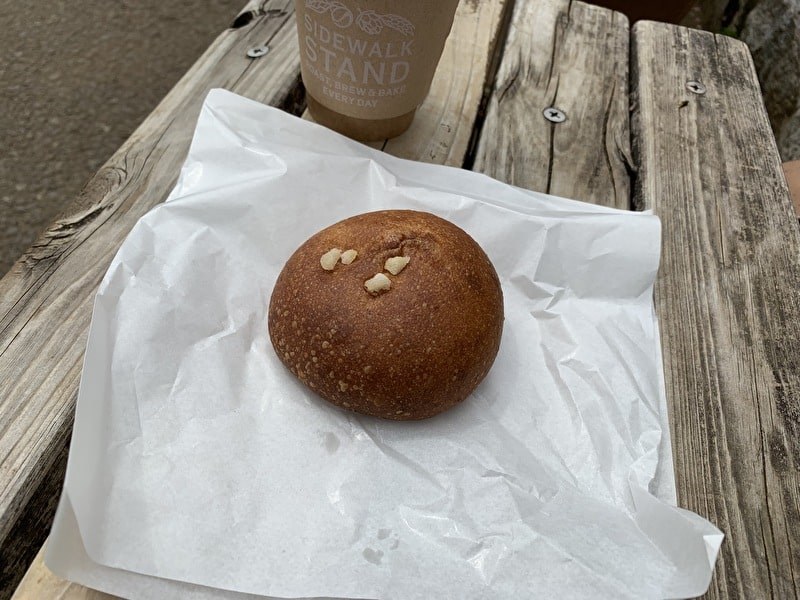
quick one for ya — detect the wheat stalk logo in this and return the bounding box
[304,0,415,36]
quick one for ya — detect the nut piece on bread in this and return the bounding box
[268,210,504,420]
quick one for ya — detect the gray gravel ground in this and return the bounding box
[0,0,244,276]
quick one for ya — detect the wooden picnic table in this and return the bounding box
[2,0,799,597]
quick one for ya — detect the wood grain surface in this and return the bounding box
[473,0,632,208]
[632,21,800,599]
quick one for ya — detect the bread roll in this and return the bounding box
[267,210,503,420]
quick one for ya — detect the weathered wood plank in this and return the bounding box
[472,0,631,208]
[380,0,513,165]
[631,21,800,598]
[0,1,301,597]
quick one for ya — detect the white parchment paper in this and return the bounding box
[46,89,722,600]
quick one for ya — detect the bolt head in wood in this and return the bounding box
[543,107,567,123]
[247,45,270,58]
[686,80,706,94]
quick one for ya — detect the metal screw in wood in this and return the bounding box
[543,107,567,123]
[247,46,270,58]
[686,81,706,95]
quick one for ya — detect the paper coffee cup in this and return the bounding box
[295,0,460,141]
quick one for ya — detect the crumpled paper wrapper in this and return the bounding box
[46,89,722,600]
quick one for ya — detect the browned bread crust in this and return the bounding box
[268,210,504,420]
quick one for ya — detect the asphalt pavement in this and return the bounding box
[0,0,244,275]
